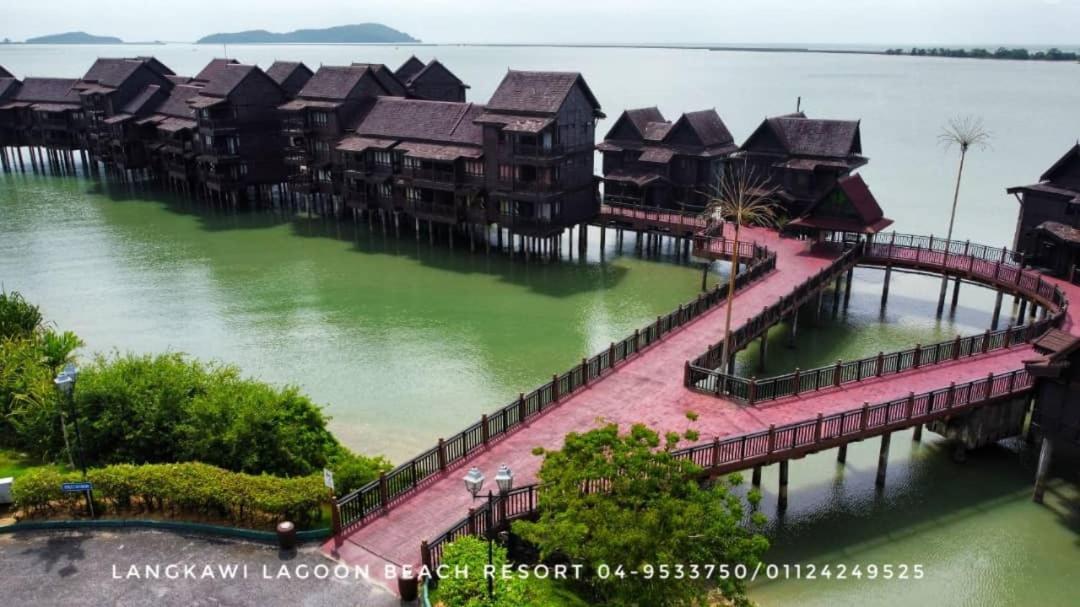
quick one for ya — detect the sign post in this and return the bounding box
[324,469,342,546]
[61,482,94,517]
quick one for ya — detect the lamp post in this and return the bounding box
[54,363,93,517]
[462,464,514,600]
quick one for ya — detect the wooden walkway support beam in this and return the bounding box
[876,432,892,488]
[1033,437,1054,503]
[777,460,789,511]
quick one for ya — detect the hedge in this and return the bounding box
[13,462,328,529]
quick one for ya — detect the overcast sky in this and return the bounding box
[5,0,1080,45]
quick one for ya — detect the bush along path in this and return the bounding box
[0,290,391,529]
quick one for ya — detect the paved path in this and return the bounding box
[0,528,399,607]
[327,225,1080,594]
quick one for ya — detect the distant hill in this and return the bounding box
[25,31,123,44]
[197,23,418,44]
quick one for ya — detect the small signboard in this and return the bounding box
[323,469,334,491]
[61,482,93,493]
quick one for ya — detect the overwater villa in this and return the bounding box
[1,54,900,244]
[597,107,738,210]
[738,112,867,216]
[1008,143,1080,279]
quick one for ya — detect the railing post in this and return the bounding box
[905,392,915,419]
[1006,371,1015,393]
[551,374,560,402]
[983,329,991,353]
[481,414,490,446]
[518,392,526,423]
[609,342,616,367]
[986,372,994,398]
[582,357,589,386]
[860,402,869,432]
[633,328,640,353]
[834,359,842,387]
[467,508,476,535]
[814,413,823,442]
[421,540,432,573]
[767,424,776,454]
[793,367,801,396]
[947,382,956,408]
[711,436,721,468]
[913,344,922,368]
[748,377,757,405]
[378,472,388,512]
[953,335,961,360]
[437,438,447,472]
[876,352,884,377]
[684,361,691,388]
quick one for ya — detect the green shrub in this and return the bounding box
[13,462,329,529]
[329,450,392,496]
[0,291,42,341]
[436,537,543,607]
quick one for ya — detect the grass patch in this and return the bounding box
[0,449,64,480]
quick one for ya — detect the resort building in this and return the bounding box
[74,57,177,167]
[142,82,203,193]
[0,77,84,157]
[338,69,604,239]
[281,64,407,207]
[1008,143,1080,278]
[394,56,469,102]
[738,112,867,216]
[597,107,738,210]
[186,61,289,205]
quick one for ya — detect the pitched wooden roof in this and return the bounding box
[744,113,863,159]
[295,65,374,101]
[355,98,484,146]
[0,66,13,79]
[1040,143,1080,184]
[604,107,665,141]
[1035,221,1080,245]
[0,78,20,100]
[788,174,893,234]
[350,63,407,97]
[394,56,426,83]
[194,58,240,83]
[406,59,468,89]
[265,61,313,96]
[198,64,262,98]
[79,58,148,89]
[119,84,165,115]
[485,70,602,117]
[12,78,81,105]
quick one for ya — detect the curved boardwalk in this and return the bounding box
[325,224,1080,592]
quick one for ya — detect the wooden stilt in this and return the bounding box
[876,432,891,488]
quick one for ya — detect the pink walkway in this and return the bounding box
[325,229,1080,592]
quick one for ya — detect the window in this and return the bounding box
[315,141,330,155]
[226,137,239,155]
[238,163,248,176]
[406,187,422,202]
[499,164,514,181]
[404,156,421,170]
[465,160,484,177]
[373,151,393,166]
[378,184,393,199]
[312,112,329,126]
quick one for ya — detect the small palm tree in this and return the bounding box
[703,168,780,372]
[937,116,991,314]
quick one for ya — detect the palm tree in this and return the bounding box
[936,116,991,315]
[703,168,780,373]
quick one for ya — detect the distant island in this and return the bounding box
[197,23,418,44]
[886,47,1079,61]
[25,31,123,44]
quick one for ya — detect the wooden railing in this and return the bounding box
[687,242,862,380]
[336,239,777,531]
[597,203,710,232]
[421,366,1034,572]
[687,233,1069,402]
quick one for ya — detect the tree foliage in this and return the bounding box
[435,536,556,607]
[513,423,768,607]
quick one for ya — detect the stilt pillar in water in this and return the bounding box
[912,424,923,442]
[837,443,847,464]
[700,262,709,292]
[777,460,789,511]
[599,225,607,258]
[1032,437,1053,504]
[1017,299,1028,325]
[950,276,961,310]
[991,290,1003,330]
[751,465,762,487]
[787,308,799,348]
[758,332,768,373]
[831,275,842,318]
[843,267,854,310]
[875,432,891,488]
[936,273,949,317]
[881,265,892,309]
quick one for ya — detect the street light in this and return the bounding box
[54,363,93,518]
[463,467,485,499]
[463,465,514,600]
